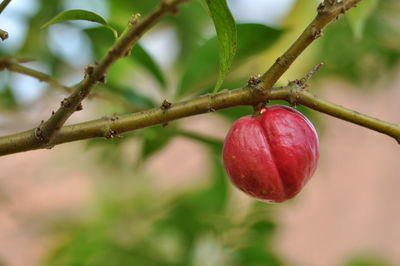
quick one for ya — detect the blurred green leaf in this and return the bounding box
[218,105,253,122]
[84,27,115,55]
[0,86,18,109]
[141,126,174,159]
[176,129,223,153]
[203,0,237,93]
[41,9,119,38]
[176,23,283,97]
[250,220,276,236]
[344,255,391,266]
[85,135,127,167]
[169,0,211,61]
[318,0,400,84]
[131,44,166,90]
[347,0,379,40]
[153,159,229,263]
[237,245,283,266]
[103,83,157,109]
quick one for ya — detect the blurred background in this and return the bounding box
[0,0,400,265]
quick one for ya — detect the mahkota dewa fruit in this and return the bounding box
[222,105,319,203]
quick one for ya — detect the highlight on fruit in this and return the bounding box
[222,105,319,203]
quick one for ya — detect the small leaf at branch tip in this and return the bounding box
[40,9,119,38]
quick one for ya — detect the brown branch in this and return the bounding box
[0,83,398,156]
[260,0,362,89]
[34,0,188,145]
[0,29,8,41]
[0,0,11,15]
[0,0,12,41]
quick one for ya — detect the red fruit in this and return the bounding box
[222,105,319,203]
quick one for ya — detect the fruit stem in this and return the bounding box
[252,102,266,117]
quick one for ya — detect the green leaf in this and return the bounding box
[204,0,237,93]
[131,44,167,90]
[347,0,379,40]
[0,86,18,109]
[111,86,157,109]
[169,0,211,62]
[176,23,283,97]
[41,9,118,38]
[176,129,223,153]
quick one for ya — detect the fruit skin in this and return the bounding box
[222,105,319,203]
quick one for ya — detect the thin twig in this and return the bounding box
[260,0,362,90]
[0,83,398,156]
[301,62,324,84]
[0,0,11,15]
[0,59,73,92]
[35,0,188,145]
[0,58,141,111]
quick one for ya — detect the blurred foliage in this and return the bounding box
[0,0,399,265]
[177,23,283,97]
[45,155,284,266]
[317,0,400,85]
[344,255,392,266]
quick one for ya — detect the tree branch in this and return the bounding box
[0,0,11,15]
[0,58,141,111]
[0,83,398,156]
[34,0,188,145]
[260,0,362,89]
[0,58,73,92]
[0,0,12,41]
[2,0,396,157]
